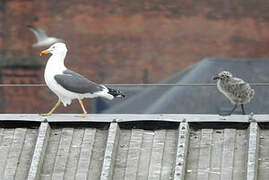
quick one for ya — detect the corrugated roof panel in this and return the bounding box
[0,114,268,180]
[40,127,108,180]
[113,128,178,180]
[185,128,248,180]
[0,128,38,180]
[258,128,269,179]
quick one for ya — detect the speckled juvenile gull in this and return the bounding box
[40,42,125,117]
[27,25,64,47]
[213,71,254,115]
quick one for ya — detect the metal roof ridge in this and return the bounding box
[0,114,267,122]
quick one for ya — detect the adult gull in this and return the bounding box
[40,42,125,117]
[27,25,64,47]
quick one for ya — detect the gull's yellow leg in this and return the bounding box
[78,99,87,117]
[41,100,61,116]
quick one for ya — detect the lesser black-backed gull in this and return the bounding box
[40,42,125,117]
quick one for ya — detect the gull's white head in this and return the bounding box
[40,42,67,56]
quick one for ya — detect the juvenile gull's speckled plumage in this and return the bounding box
[213,71,254,115]
[40,42,125,117]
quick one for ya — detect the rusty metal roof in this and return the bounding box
[0,114,267,180]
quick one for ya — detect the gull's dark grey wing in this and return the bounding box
[54,70,104,94]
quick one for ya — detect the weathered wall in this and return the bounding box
[2,0,269,83]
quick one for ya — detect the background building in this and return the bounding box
[97,58,269,114]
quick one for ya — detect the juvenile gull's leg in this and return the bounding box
[241,104,246,115]
[228,104,238,115]
[41,99,61,116]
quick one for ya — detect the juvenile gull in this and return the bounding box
[40,42,125,117]
[27,25,63,47]
[213,71,254,115]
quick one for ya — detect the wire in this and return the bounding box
[0,83,268,87]
[0,84,46,87]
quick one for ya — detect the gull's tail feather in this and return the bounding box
[108,88,125,98]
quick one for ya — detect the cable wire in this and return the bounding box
[0,83,268,87]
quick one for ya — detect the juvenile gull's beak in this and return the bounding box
[40,49,50,56]
[213,76,220,80]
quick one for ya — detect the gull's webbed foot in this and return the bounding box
[75,113,87,118]
[40,113,52,117]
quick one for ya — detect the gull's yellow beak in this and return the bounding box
[40,49,51,56]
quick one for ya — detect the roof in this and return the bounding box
[101,58,269,114]
[0,114,266,180]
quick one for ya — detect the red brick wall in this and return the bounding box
[1,67,44,113]
[2,0,269,82]
[1,0,269,112]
